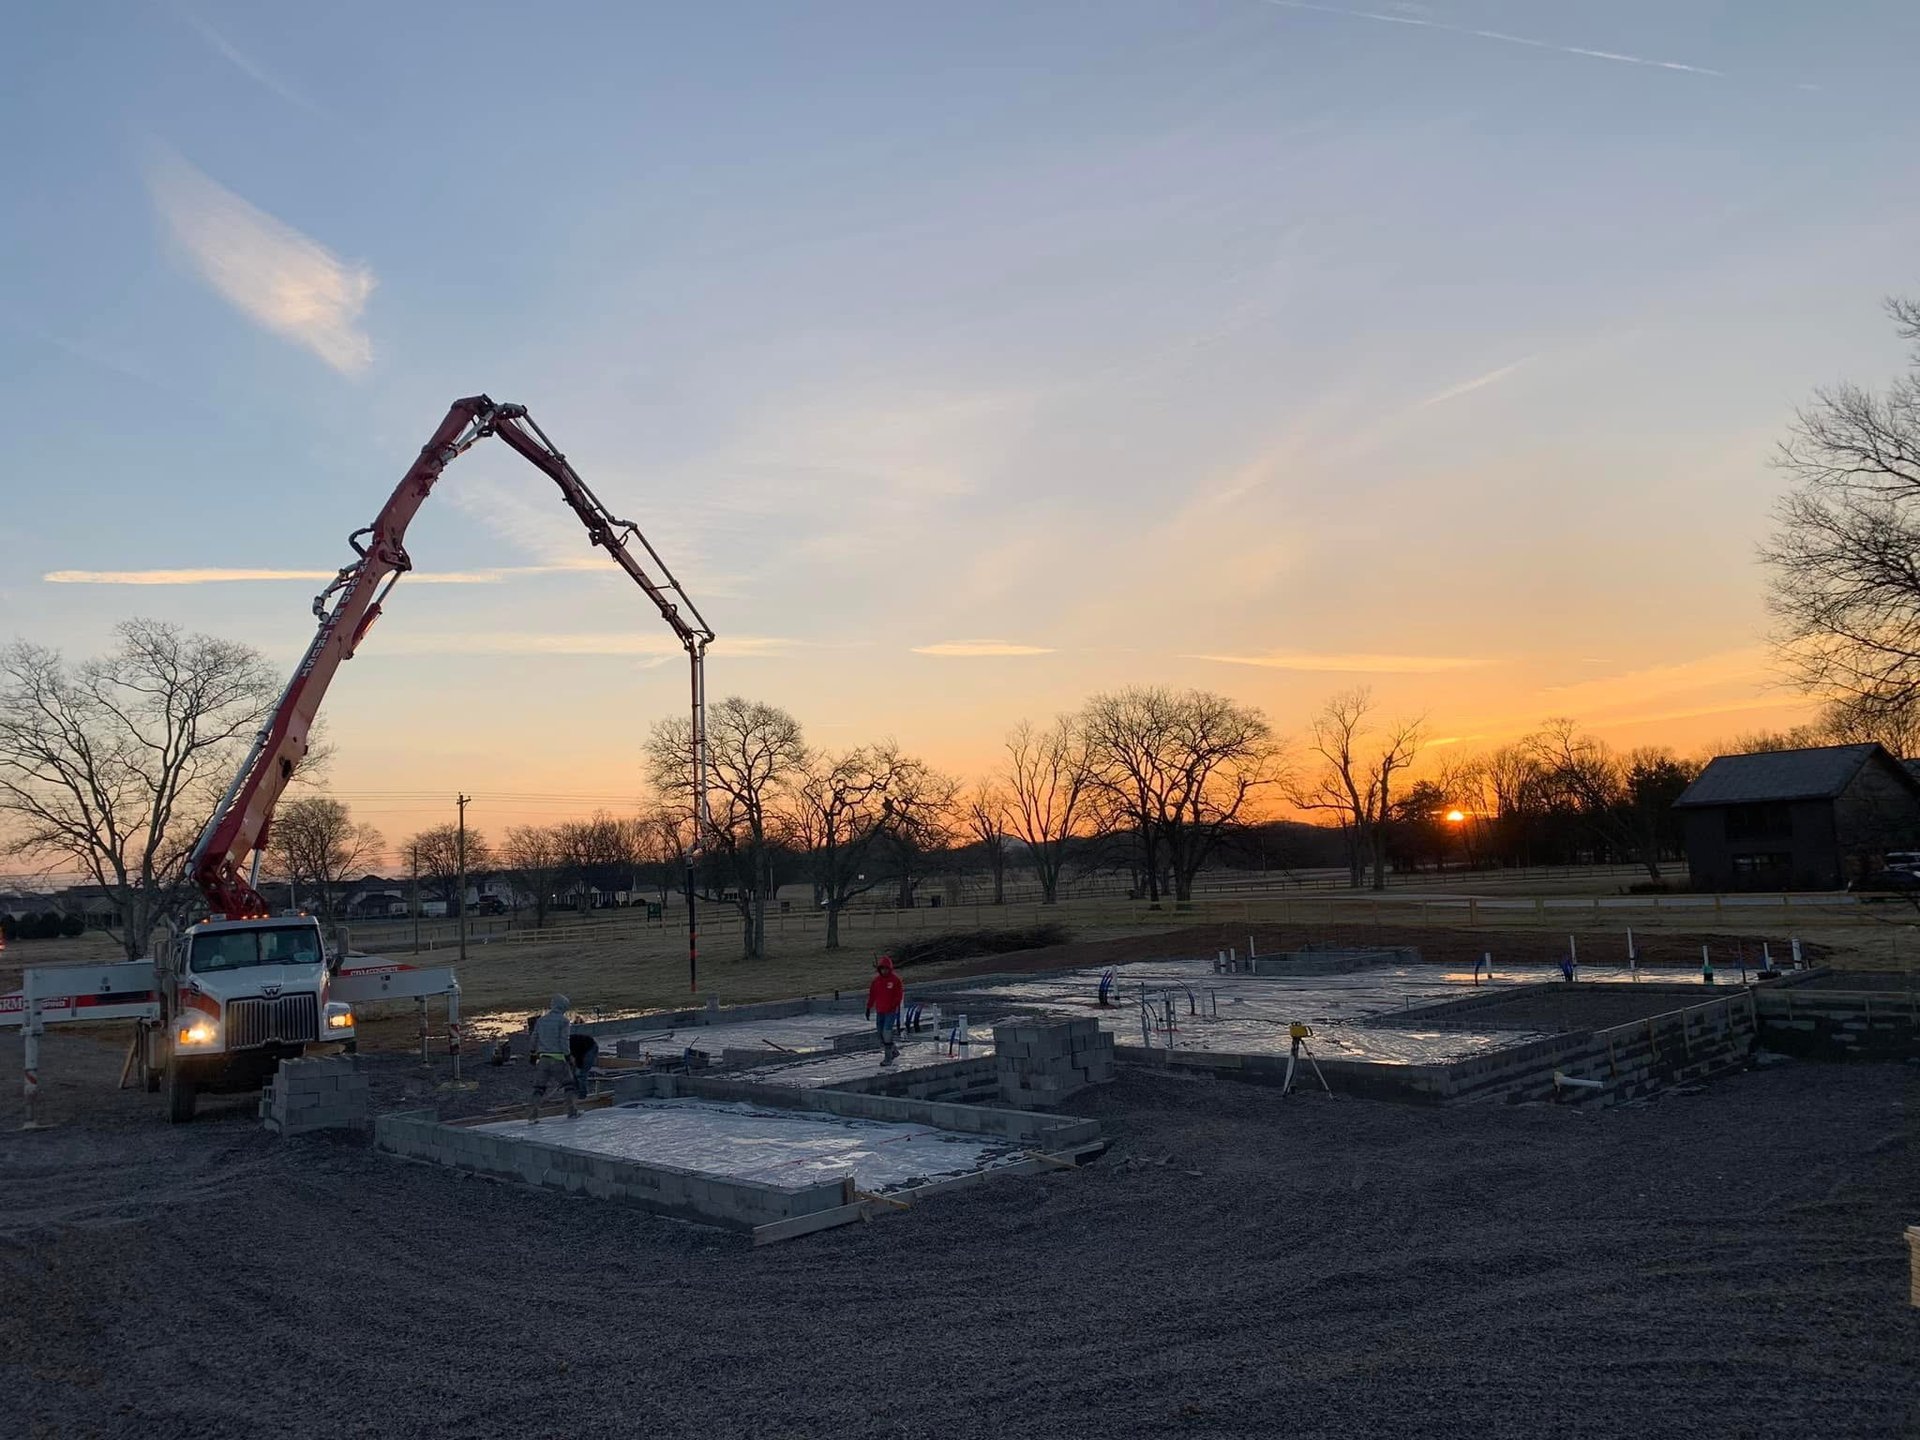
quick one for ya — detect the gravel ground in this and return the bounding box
[1,1031,1916,1440]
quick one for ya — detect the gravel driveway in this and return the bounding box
[2,1032,1915,1439]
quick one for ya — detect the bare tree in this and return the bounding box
[1080,688,1177,903]
[1763,297,1920,717]
[878,754,960,908]
[0,620,281,958]
[1803,691,1920,758]
[964,778,1012,906]
[1004,718,1093,903]
[793,744,898,948]
[500,824,565,928]
[1287,689,1376,889]
[403,823,493,913]
[268,795,384,920]
[1082,687,1280,906]
[646,696,805,959]
[1531,719,1672,880]
[556,810,645,909]
[636,798,694,911]
[1365,715,1423,891]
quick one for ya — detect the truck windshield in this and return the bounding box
[188,925,322,973]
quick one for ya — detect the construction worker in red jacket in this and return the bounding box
[865,954,905,1066]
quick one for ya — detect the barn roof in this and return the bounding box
[1672,743,1916,808]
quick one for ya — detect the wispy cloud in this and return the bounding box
[1191,651,1492,673]
[1415,358,1529,409]
[177,11,324,116]
[1540,647,1773,709]
[42,563,600,586]
[147,149,375,375]
[911,641,1057,657]
[1258,1,1724,77]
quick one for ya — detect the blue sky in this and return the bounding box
[3,1,1918,840]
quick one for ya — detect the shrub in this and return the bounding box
[60,913,85,938]
[0,913,14,943]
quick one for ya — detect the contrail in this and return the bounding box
[1258,0,1725,77]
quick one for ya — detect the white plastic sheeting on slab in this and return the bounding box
[591,1010,939,1060]
[477,1098,1026,1194]
[1124,1016,1545,1064]
[938,959,1624,1064]
[733,1040,997,1089]
[946,959,1664,1022]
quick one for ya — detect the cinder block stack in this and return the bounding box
[993,1017,1114,1109]
[260,1055,371,1135]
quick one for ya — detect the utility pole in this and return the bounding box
[457,794,471,964]
[410,843,421,955]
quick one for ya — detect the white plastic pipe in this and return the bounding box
[1554,1070,1604,1091]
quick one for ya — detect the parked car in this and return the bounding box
[1848,870,1920,900]
[474,896,508,916]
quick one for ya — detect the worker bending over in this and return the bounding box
[570,1030,600,1098]
[528,994,580,1123]
[866,955,905,1067]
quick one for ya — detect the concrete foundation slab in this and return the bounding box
[592,1007,946,1063]
[375,1074,1101,1241]
[729,1040,997,1090]
[474,1098,1026,1193]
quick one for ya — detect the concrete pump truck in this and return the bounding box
[9,397,715,1123]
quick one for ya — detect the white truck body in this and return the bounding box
[6,915,457,1123]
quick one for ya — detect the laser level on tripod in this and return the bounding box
[1283,1021,1330,1097]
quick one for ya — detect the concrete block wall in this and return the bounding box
[1453,995,1758,1107]
[993,1017,1115,1108]
[824,1056,1001,1105]
[373,1109,850,1231]
[261,1055,370,1135]
[1754,988,1920,1061]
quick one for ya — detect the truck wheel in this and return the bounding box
[165,1056,198,1123]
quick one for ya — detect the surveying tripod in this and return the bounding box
[1282,1022,1331,1097]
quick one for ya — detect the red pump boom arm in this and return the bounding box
[187,396,714,981]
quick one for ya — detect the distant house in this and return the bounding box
[1672,743,1920,890]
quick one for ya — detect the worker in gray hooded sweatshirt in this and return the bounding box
[528,994,579,1123]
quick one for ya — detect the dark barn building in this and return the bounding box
[1672,743,1920,891]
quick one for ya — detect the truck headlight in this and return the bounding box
[176,1016,220,1050]
[325,1002,354,1032]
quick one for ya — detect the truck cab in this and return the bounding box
[149,914,356,1121]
